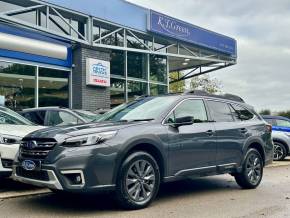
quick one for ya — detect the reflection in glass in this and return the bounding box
[128,81,147,102]
[150,55,167,83]
[111,50,124,77]
[0,62,35,110]
[39,68,69,108]
[111,78,125,108]
[150,84,168,96]
[127,52,147,79]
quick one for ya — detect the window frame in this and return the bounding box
[205,99,235,123]
[162,98,209,125]
[229,103,256,122]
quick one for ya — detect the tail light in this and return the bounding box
[265,124,272,133]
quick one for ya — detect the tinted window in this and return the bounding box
[207,101,234,122]
[46,111,80,126]
[22,111,46,125]
[230,104,254,121]
[276,119,290,128]
[167,99,208,123]
[0,107,33,125]
[264,118,276,126]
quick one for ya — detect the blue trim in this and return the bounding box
[272,126,290,133]
[0,48,71,68]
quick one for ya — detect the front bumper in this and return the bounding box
[12,145,118,192]
[0,143,19,177]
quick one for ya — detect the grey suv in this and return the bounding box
[13,92,273,209]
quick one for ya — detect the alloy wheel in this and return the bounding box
[274,143,284,161]
[246,153,262,185]
[125,160,156,202]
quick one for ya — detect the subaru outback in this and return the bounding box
[13,91,273,209]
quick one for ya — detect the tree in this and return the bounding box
[277,111,290,119]
[190,74,222,94]
[259,109,271,115]
[169,72,185,93]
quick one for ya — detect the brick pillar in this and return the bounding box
[72,44,111,111]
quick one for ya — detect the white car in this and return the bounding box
[0,106,44,178]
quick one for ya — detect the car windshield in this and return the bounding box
[74,110,102,122]
[0,107,34,125]
[96,96,177,122]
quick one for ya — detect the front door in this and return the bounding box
[166,99,217,176]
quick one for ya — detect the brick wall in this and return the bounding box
[72,44,111,111]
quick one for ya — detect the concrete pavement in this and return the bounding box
[0,160,289,218]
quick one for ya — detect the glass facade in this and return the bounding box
[0,62,35,110]
[39,68,69,108]
[0,61,70,110]
[109,51,168,108]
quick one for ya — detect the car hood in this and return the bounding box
[0,125,45,138]
[24,121,148,141]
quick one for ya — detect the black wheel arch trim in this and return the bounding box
[112,138,167,184]
[242,137,266,165]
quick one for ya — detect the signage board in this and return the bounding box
[86,58,110,87]
[148,10,237,57]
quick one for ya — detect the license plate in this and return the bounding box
[21,160,41,171]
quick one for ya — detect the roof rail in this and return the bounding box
[183,90,245,103]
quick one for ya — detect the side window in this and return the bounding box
[0,111,19,124]
[167,99,208,123]
[207,101,234,122]
[276,119,290,128]
[264,119,276,126]
[46,111,78,126]
[230,104,254,121]
[23,111,46,125]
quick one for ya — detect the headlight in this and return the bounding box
[62,131,117,147]
[0,134,22,145]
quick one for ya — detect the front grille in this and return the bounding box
[1,159,13,169]
[16,167,49,181]
[20,138,57,160]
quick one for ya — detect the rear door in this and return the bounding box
[206,100,249,166]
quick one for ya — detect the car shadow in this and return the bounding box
[15,175,240,215]
[0,178,40,192]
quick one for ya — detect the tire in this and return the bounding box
[273,142,287,161]
[235,148,263,189]
[115,151,160,210]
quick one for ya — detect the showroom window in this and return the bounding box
[150,55,167,83]
[150,84,167,96]
[0,61,36,110]
[0,61,70,110]
[38,68,70,108]
[111,78,126,108]
[111,50,125,77]
[127,52,147,80]
[128,81,147,102]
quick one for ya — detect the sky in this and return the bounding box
[129,0,290,112]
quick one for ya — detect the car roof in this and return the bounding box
[21,107,69,112]
[262,115,290,121]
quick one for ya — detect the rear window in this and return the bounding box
[22,111,46,125]
[264,118,276,126]
[230,104,254,121]
[207,101,234,122]
[276,119,290,128]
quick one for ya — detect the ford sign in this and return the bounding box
[86,58,110,87]
[22,160,36,171]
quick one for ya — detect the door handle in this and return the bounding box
[240,128,248,134]
[206,130,214,136]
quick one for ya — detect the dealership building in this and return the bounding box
[0,0,237,111]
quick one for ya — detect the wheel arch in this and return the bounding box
[272,138,289,154]
[113,140,166,184]
[243,139,266,166]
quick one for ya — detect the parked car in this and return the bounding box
[0,106,44,178]
[13,91,273,209]
[20,107,102,127]
[262,115,290,161]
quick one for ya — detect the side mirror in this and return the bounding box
[173,116,194,128]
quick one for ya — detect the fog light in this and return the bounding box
[61,170,84,186]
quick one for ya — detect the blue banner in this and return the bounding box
[148,10,237,57]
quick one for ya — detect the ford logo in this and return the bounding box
[22,141,37,150]
[22,160,36,171]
